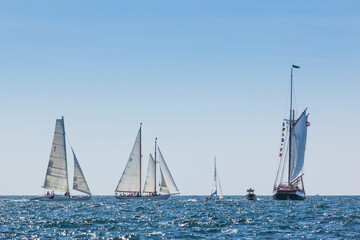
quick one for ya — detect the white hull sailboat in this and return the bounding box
[31,195,91,201]
[206,157,223,201]
[31,117,92,201]
[115,125,179,200]
[273,65,310,200]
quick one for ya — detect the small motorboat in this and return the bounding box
[244,188,257,200]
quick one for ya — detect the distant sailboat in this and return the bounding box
[115,125,179,200]
[206,157,223,201]
[32,117,91,201]
[273,65,310,200]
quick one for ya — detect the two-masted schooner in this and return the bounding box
[31,117,91,201]
[115,124,179,200]
[206,157,223,201]
[273,65,310,200]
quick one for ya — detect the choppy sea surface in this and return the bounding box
[0,196,359,239]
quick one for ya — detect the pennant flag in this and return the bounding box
[282,133,284,137]
[292,65,300,69]
[282,122,285,127]
[306,121,311,127]
[282,128,285,131]
[279,153,282,157]
[281,138,284,142]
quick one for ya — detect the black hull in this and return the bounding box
[273,190,305,200]
[244,194,257,201]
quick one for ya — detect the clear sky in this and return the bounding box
[0,1,359,195]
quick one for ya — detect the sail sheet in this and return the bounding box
[290,110,308,182]
[157,147,179,194]
[72,148,91,195]
[115,129,141,192]
[43,118,69,193]
[143,154,156,193]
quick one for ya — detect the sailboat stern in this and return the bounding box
[273,188,305,200]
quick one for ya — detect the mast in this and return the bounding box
[289,65,300,184]
[154,138,157,194]
[214,156,217,193]
[288,67,292,184]
[62,116,69,193]
[139,123,142,196]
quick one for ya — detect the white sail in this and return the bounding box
[157,147,179,194]
[72,148,91,195]
[290,110,308,183]
[43,118,69,193]
[115,128,141,192]
[159,167,170,194]
[211,158,217,197]
[143,154,156,193]
[218,175,224,199]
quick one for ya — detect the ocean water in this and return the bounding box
[0,196,359,239]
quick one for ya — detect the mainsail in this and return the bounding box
[143,154,156,193]
[157,147,179,194]
[211,158,223,199]
[290,110,308,183]
[115,128,141,192]
[211,158,218,197]
[43,118,69,193]
[72,148,91,195]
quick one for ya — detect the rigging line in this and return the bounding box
[293,74,298,118]
[279,124,290,184]
[273,122,285,185]
[64,133,79,195]
[274,120,289,185]
[282,74,292,120]
[65,133,76,153]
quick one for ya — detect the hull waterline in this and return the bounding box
[115,194,170,200]
[273,189,305,200]
[31,195,91,201]
[245,194,257,200]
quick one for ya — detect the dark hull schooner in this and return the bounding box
[273,65,310,201]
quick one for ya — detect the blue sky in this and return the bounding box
[0,1,359,195]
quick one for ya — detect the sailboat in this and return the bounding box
[206,157,223,201]
[115,124,179,200]
[273,65,310,200]
[31,117,91,201]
